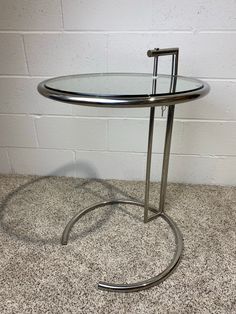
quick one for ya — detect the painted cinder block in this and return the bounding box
[108,118,183,153]
[8,148,75,177]
[24,34,107,76]
[0,115,37,147]
[0,77,72,115]
[0,34,28,75]
[76,151,236,185]
[181,120,236,156]
[0,149,11,174]
[175,80,236,120]
[62,0,152,30]
[0,0,63,31]
[76,151,146,180]
[35,116,108,150]
[151,0,236,30]
[167,154,236,185]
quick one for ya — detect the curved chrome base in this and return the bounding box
[61,199,183,293]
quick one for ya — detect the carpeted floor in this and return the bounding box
[0,174,235,314]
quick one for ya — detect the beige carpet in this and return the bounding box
[0,175,235,314]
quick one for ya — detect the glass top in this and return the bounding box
[45,73,203,97]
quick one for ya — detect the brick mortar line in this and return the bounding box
[1,147,236,158]
[0,113,236,123]
[0,30,193,34]
[21,35,30,76]
[0,75,236,82]
[1,30,236,34]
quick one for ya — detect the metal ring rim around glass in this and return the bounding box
[37,73,210,108]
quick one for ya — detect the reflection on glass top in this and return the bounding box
[45,73,203,97]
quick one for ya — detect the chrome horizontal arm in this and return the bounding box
[147,48,179,58]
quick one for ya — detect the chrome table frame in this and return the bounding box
[38,48,209,293]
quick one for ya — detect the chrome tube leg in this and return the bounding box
[61,199,183,292]
[98,212,183,292]
[159,105,175,212]
[144,107,155,223]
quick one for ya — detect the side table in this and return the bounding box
[38,48,209,292]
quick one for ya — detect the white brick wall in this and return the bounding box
[8,148,75,177]
[0,115,37,147]
[0,34,28,74]
[0,0,235,185]
[0,0,63,31]
[24,33,107,76]
[35,116,107,150]
[0,149,11,174]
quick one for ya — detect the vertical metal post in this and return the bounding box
[159,105,175,212]
[144,107,155,223]
[145,48,179,220]
[159,51,178,213]
[144,52,158,223]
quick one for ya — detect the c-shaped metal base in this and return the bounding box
[61,199,183,293]
[62,102,181,292]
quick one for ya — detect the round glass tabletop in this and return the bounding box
[38,73,209,108]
